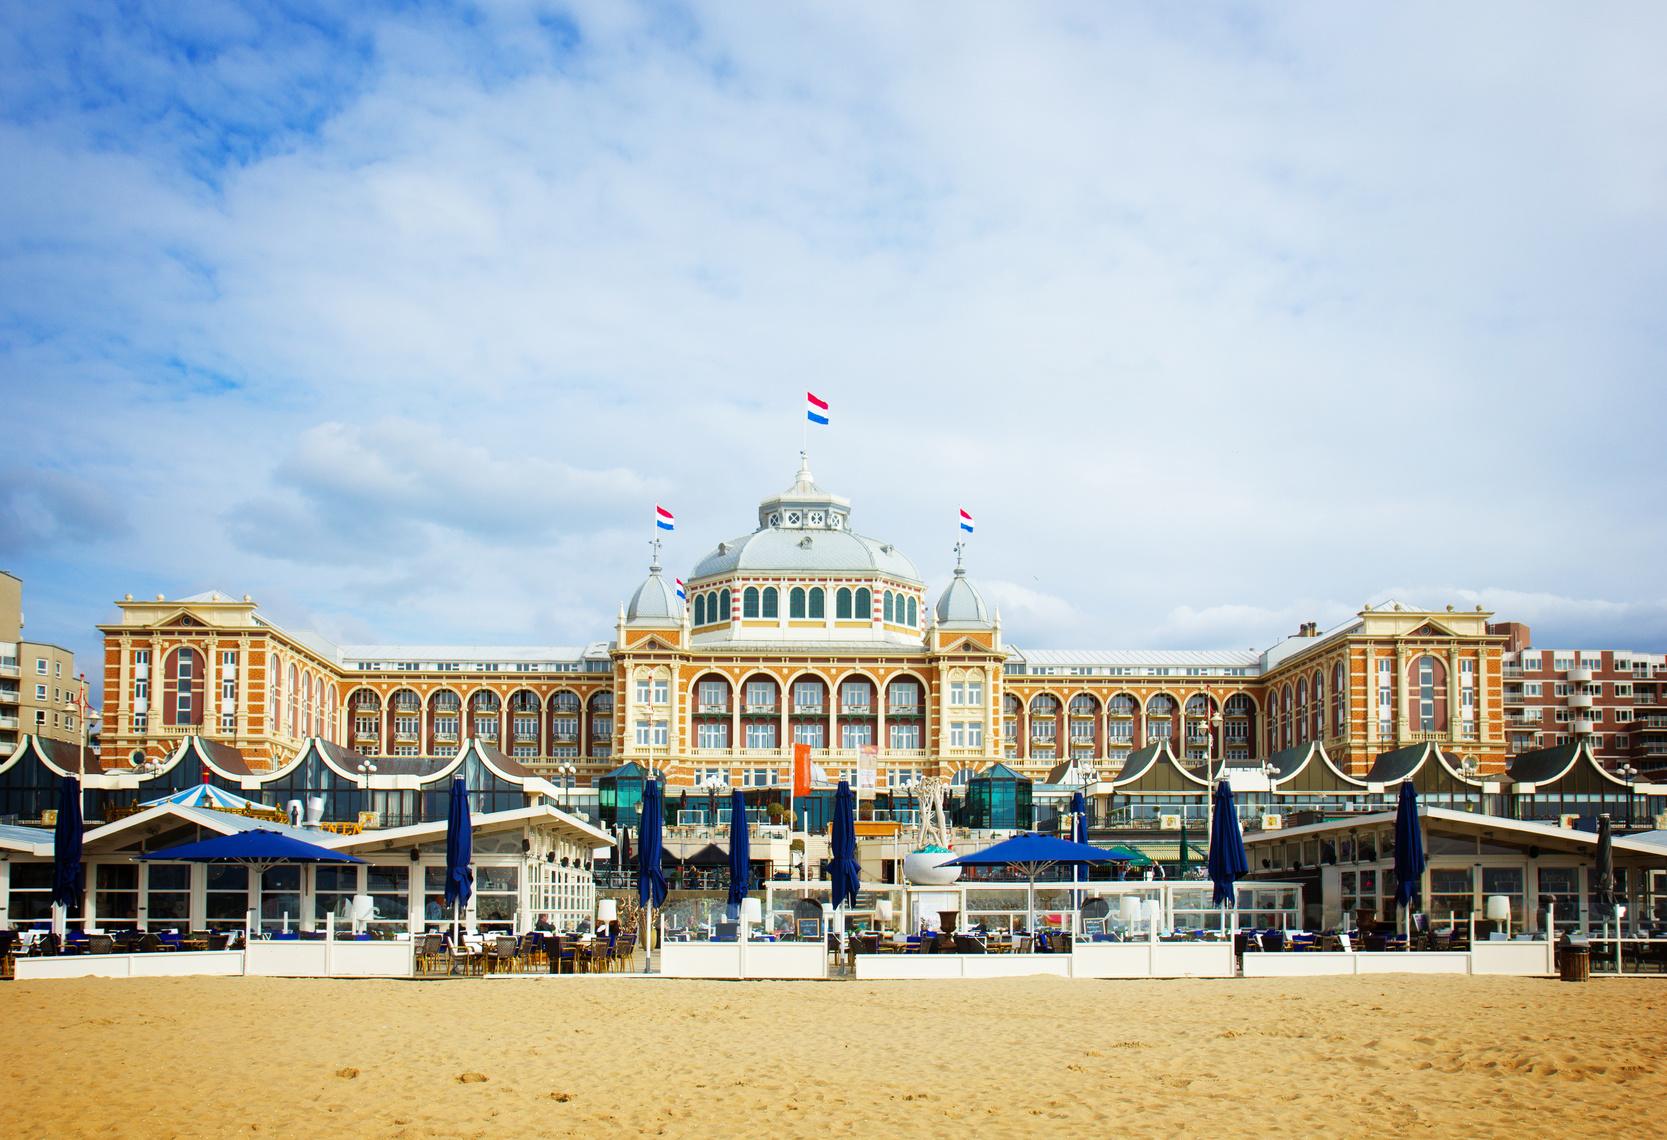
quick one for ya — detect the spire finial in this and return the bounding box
[648,536,663,572]
[953,540,967,574]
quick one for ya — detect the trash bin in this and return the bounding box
[1559,944,1590,982]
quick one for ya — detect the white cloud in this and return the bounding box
[4,2,1667,667]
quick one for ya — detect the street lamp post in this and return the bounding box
[556,763,578,810]
[1203,711,1224,841]
[702,775,727,829]
[1617,763,1638,828]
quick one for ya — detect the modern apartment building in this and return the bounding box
[0,570,82,759]
[1495,621,1667,780]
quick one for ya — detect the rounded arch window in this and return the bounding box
[808,587,825,619]
[743,587,760,618]
[717,588,730,619]
[854,587,870,617]
[883,590,894,623]
[836,587,853,620]
[905,597,917,627]
[790,587,806,619]
[1145,694,1176,716]
[761,586,778,618]
[693,594,706,625]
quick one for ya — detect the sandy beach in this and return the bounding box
[4,975,1663,1138]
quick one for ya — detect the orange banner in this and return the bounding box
[792,742,812,798]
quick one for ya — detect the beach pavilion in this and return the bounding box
[1242,801,1667,937]
[1,796,611,938]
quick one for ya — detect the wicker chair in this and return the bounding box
[415,932,445,975]
[87,934,116,955]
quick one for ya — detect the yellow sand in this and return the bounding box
[4,975,1663,1138]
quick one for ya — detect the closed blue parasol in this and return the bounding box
[830,781,860,910]
[1393,781,1425,909]
[637,778,668,972]
[1070,790,1089,887]
[1593,813,1615,922]
[51,775,83,913]
[947,832,1126,933]
[727,789,752,910]
[443,778,472,910]
[1206,780,1248,908]
[637,778,667,910]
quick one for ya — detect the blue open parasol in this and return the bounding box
[830,781,860,910]
[1206,780,1248,909]
[727,788,751,911]
[139,828,365,871]
[947,833,1127,933]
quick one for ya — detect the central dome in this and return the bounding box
[689,456,921,583]
[683,456,927,647]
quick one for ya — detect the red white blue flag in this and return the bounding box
[806,391,829,425]
[655,505,675,532]
[674,578,686,601]
[959,508,975,534]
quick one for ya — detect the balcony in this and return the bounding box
[393,730,418,743]
[1502,666,1524,678]
[1568,693,1594,709]
[0,715,16,730]
[696,703,730,715]
[743,703,778,715]
[1505,713,1541,726]
[552,731,579,744]
[1573,719,1597,734]
[792,704,825,715]
[839,704,874,717]
[1567,667,1594,684]
[887,704,922,716]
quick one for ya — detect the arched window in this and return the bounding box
[790,587,806,619]
[718,588,731,620]
[694,594,707,626]
[808,587,825,619]
[906,597,917,627]
[883,590,894,623]
[836,587,853,619]
[854,587,870,617]
[1332,663,1346,732]
[288,664,299,737]
[1311,670,1324,737]
[1296,679,1309,742]
[743,587,760,618]
[761,586,778,618]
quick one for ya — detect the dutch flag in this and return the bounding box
[959,508,975,534]
[655,505,675,532]
[806,391,829,425]
[674,578,686,601]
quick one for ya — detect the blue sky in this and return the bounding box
[4,1,1667,699]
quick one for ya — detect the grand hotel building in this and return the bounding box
[95,459,1518,800]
